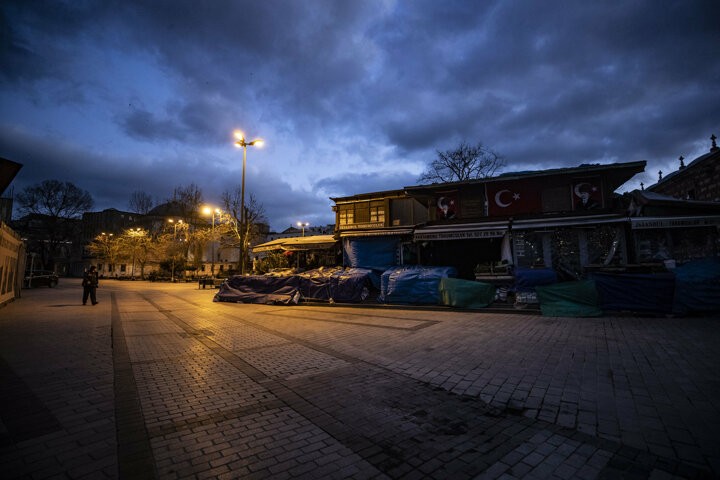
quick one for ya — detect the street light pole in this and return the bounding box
[297,222,309,237]
[202,207,221,277]
[129,227,141,280]
[233,130,263,275]
[168,219,182,282]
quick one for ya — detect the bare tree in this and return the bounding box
[15,180,94,269]
[418,142,505,184]
[17,180,93,218]
[128,190,154,214]
[219,188,267,273]
[170,183,204,221]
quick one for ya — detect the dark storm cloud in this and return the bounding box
[314,170,420,199]
[0,124,323,228]
[120,97,235,144]
[370,1,720,169]
[1,0,719,229]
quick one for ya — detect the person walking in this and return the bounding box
[82,265,99,305]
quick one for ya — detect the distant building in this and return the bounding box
[266,224,335,241]
[81,208,143,243]
[647,134,720,202]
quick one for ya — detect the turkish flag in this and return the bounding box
[573,178,603,210]
[487,182,542,216]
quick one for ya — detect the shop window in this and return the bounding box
[355,203,370,223]
[551,229,581,279]
[370,202,385,223]
[338,205,354,225]
[586,226,625,266]
[513,232,547,269]
[636,227,718,264]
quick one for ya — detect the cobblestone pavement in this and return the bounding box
[1,281,719,479]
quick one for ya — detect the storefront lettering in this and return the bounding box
[338,222,385,230]
[414,229,506,241]
[633,219,709,229]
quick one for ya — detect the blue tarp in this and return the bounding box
[214,275,301,304]
[514,268,557,292]
[327,268,373,303]
[591,272,676,314]
[343,237,398,270]
[379,265,457,304]
[672,257,720,315]
[214,268,372,304]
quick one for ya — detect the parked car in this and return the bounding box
[24,270,59,288]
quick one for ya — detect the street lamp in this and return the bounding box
[297,222,309,237]
[168,219,183,282]
[202,207,221,277]
[233,129,263,275]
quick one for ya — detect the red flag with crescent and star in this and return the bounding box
[572,178,603,211]
[486,182,542,216]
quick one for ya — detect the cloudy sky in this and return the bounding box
[1,1,718,231]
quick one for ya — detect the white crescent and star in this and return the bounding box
[573,182,597,198]
[494,189,520,208]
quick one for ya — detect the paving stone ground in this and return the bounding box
[1,281,719,479]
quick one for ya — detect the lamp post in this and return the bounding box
[233,130,263,275]
[128,228,142,280]
[202,207,221,277]
[100,232,113,277]
[297,222,309,237]
[168,219,183,282]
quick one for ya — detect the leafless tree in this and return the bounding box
[418,142,505,184]
[17,180,93,218]
[15,180,93,268]
[128,190,154,214]
[170,183,204,222]
[219,188,267,273]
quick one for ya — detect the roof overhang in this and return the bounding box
[0,158,23,196]
[404,161,647,196]
[252,235,337,253]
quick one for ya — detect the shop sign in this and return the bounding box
[338,222,385,230]
[414,229,506,241]
[632,218,720,229]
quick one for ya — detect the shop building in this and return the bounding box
[331,159,719,281]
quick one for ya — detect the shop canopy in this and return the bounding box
[252,234,337,253]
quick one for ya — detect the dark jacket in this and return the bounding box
[83,270,99,287]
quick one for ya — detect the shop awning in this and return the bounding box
[413,222,508,241]
[630,215,720,230]
[252,235,337,253]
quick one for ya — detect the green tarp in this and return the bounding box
[439,277,496,309]
[535,280,602,317]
